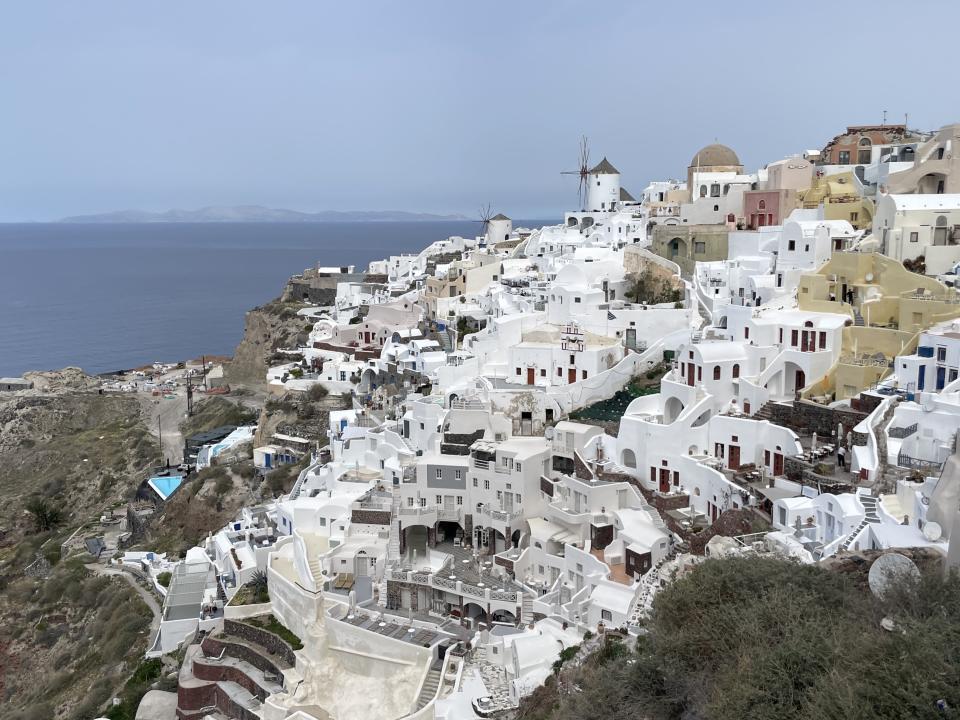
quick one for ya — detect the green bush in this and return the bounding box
[156,571,171,588]
[519,557,960,720]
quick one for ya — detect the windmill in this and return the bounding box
[561,135,590,210]
[476,203,494,239]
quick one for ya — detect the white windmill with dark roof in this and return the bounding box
[586,157,621,212]
[476,203,512,246]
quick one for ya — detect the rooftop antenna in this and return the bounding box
[561,135,591,210]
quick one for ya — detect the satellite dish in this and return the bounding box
[923,521,943,542]
[544,426,555,440]
[868,553,920,599]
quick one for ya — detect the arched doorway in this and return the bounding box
[436,520,463,545]
[510,529,522,548]
[491,608,517,625]
[463,602,488,625]
[401,525,428,562]
[669,237,687,259]
[621,448,637,468]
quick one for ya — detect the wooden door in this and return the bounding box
[795,369,805,392]
[773,453,784,476]
[568,368,577,384]
[728,445,740,470]
[687,363,695,387]
[659,469,670,493]
[527,368,535,385]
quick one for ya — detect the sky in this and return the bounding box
[1,1,958,222]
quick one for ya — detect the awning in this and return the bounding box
[751,483,800,502]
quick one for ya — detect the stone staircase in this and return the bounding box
[854,310,865,326]
[414,663,442,710]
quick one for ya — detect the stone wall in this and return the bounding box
[202,633,290,676]
[351,509,391,525]
[768,399,866,439]
[223,618,298,667]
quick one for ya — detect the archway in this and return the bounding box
[491,608,517,625]
[621,448,637,468]
[919,173,947,195]
[436,520,463,545]
[401,525,429,563]
[358,367,378,394]
[448,393,459,409]
[664,396,685,424]
[567,217,578,228]
[510,529,523,549]
[669,237,687,259]
[463,602,488,624]
[784,361,806,395]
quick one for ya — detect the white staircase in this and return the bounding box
[838,493,881,553]
[520,592,534,625]
[414,664,442,710]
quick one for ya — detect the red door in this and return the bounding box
[659,469,670,493]
[527,368,535,385]
[801,332,808,352]
[568,368,577,384]
[773,453,784,476]
[728,445,740,470]
[687,363,695,387]
[795,369,806,392]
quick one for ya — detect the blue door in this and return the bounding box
[937,366,946,390]
[918,365,926,390]
[265,454,272,469]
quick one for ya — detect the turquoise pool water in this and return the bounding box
[148,475,184,500]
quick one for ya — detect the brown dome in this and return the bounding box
[690,143,741,168]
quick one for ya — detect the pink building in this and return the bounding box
[742,189,796,229]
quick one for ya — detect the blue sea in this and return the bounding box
[0,221,549,377]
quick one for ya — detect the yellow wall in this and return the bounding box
[797,252,955,399]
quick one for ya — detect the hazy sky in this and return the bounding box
[2,1,958,221]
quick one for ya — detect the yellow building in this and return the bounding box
[798,172,873,230]
[798,252,960,400]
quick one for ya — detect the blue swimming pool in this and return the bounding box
[148,475,184,500]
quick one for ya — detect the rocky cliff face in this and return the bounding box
[227,301,311,388]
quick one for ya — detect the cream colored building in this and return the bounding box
[873,193,960,274]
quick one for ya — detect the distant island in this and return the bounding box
[58,205,471,223]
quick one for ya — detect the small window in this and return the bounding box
[435,468,442,479]
[694,241,706,254]
[713,366,721,380]
[819,332,826,349]
[484,479,490,490]
[710,184,720,197]
[938,347,947,362]
[700,185,707,198]
[455,469,462,479]
[407,497,414,507]
[569,354,575,364]
[540,368,546,377]
[732,364,740,378]
[473,478,478,487]
[516,494,521,504]
[791,329,798,346]
[436,495,442,504]
[744,326,750,340]
[515,462,521,472]
[758,199,767,210]
[557,368,562,377]
[574,297,581,303]
[582,370,588,380]
[910,231,919,243]
[788,240,796,251]
[515,367,521,375]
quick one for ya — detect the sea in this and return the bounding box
[0,221,549,377]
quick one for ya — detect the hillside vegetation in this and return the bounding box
[519,556,960,720]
